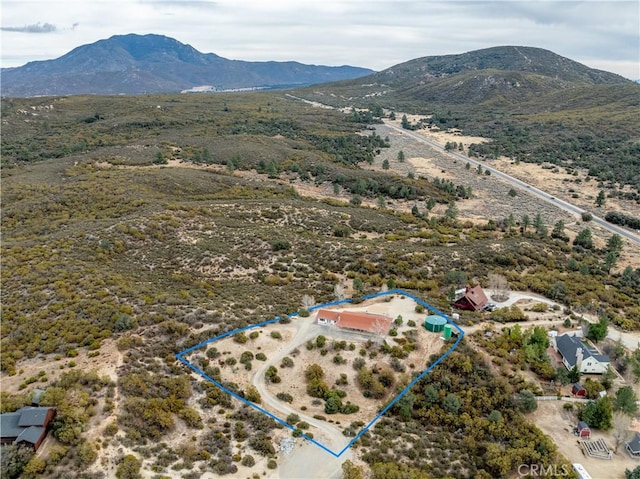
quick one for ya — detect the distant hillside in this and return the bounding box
[299,46,631,109]
[0,34,374,97]
[296,46,640,193]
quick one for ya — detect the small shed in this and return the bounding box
[425,315,447,333]
[575,421,591,439]
[626,433,640,458]
[572,384,587,397]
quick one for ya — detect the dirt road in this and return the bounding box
[251,316,351,478]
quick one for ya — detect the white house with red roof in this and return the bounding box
[316,309,392,335]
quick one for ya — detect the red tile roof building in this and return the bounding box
[316,309,392,335]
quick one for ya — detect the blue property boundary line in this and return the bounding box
[176,289,465,457]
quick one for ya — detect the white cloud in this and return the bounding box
[0,0,637,78]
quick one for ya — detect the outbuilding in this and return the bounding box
[626,433,640,458]
[575,421,591,439]
[572,384,587,397]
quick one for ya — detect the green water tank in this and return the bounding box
[443,323,452,339]
[424,315,447,333]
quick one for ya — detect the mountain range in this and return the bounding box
[0,34,373,97]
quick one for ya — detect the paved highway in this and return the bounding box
[385,122,640,247]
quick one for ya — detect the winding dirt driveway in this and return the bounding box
[251,316,351,478]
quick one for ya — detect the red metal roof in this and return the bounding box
[316,309,340,322]
[316,309,392,334]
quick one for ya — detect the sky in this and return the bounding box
[1,0,639,79]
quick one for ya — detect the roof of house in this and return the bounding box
[1,407,54,442]
[316,309,392,334]
[337,311,392,334]
[572,383,586,391]
[454,286,488,310]
[15,426,45,445]
[556,334,610,368]
[316,309,340,322]
[627,433,640,453]
[17,407,53,427]
[577,421,590,430]
[0,412,23,439]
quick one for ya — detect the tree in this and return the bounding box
[443,393,461,414]
[425,198,436,210]
[614,386,638,416]
[580,397,613,429]
[324,393,342,414]
[581,211,593,222]
[626,466,640,479]
[568,365,581,384]
[307,379,329,398]
[596,190,606,207]
[604,250,619,274]
[411,204,420,217]
[574,228,594,249]
[521,214,530,234]
[488,273,510,301]
[382,159,390,170]
[551,220,569,242]
[612,412,631,452]
[22,456,46,476]
[397,150,405,162]
[153,152,167,165]
[401,115,410,129]
[0,445,34,479]
[265,366,280,383]
[377,195,386,208]
[350,195,362,206]
[342,460,365,479]
[353,277,364,293]
[515,390,537,413]
[586,316,608,343]
[245,385,262,404]
[116,454,142,479]
[445,201,458,220]
[534,213,548,237]
[305,364,325,381]
[607,234,624,254]
[549,281,567,301]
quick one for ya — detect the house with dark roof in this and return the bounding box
[553,333,610,374]
[453,286,488,311]
[316,309,392,335]
[626,433,640,458]
[0,407,56,451]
